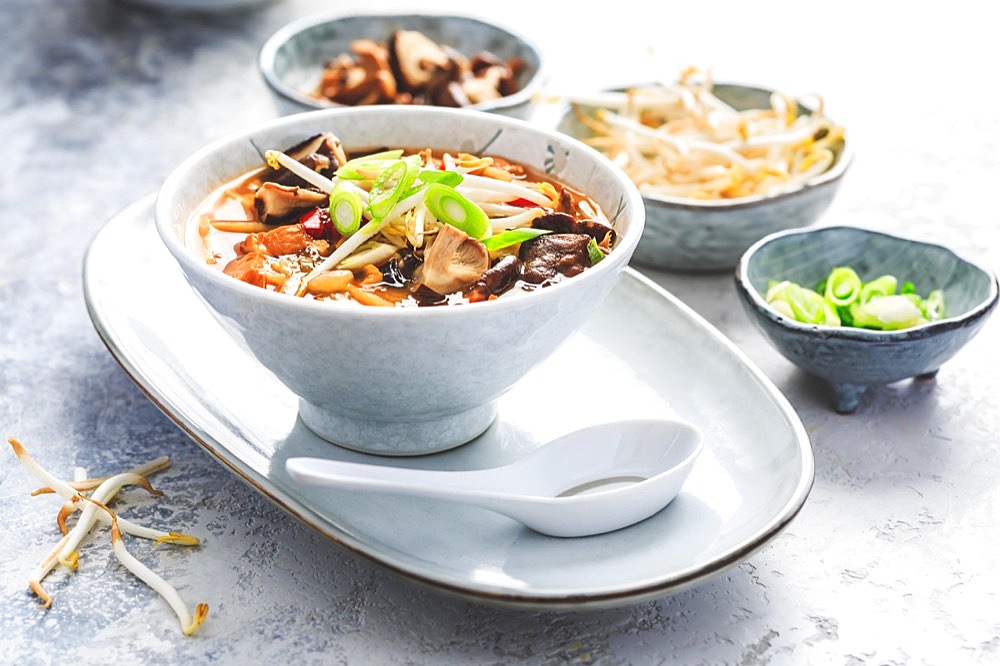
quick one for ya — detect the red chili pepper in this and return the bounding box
[509,198,536,208]
[299,207,333,239]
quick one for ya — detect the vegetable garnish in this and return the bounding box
[766,267,945,330]
[418,169,464,187]
[586,238,607,265]
[482,227,552,252]
[7,437,207,635]
[424,183,491,240]
[329,184,364,237]
[541,67,845,201]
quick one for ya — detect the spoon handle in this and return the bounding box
[285,457,506,504]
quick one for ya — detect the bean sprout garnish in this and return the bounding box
[542,67,846,201]
[7,437,207,634]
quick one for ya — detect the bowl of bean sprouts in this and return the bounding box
[554,71,852,272]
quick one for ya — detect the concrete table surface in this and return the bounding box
[2,1,997,663]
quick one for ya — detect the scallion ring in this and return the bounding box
[424,183,491,240]
[329,184,364,237]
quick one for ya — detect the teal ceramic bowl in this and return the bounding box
[735,226,999,413]
[558,83,852,273]
[259,13,544,118]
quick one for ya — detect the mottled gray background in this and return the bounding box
[2,1,998,664]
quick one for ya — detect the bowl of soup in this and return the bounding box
[155,106,643,455]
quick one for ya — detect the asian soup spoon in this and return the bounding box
[285,418,702,537]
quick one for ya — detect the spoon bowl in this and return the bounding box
[285,418,703,537]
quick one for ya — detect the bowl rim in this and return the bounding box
[734,224,1000,341]
[561,80,854,211]
[154,105,645,320]
[258,10,547,114]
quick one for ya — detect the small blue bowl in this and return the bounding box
[735,226,999,413]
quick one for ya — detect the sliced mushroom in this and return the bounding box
[254,183,328,224]
[519,233,593,284]
[389,30,450,90]
[263,132,347,186]
[467,255,523,302]
[533,212,617,246]
[418,223,490,295]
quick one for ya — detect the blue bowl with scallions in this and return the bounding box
[735,226,998,413]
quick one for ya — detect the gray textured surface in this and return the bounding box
[2,0,998,664]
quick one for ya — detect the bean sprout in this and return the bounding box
[548,67,846,201]
[7,437,207,635]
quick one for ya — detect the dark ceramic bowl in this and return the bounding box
[558,83,852,273]
[735,226,998,413]
[259,12,544,118]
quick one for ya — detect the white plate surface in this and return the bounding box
[83,195,813,609]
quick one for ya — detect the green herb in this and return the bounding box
[587,238,606,265]
[481,227,552,252]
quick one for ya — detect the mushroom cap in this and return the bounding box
[418,223,490,295]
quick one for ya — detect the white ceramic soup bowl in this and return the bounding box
[155,106,644,456]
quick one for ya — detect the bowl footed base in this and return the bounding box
[298,399,499,456]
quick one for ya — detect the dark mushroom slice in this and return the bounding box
[262,132,348,186]
[532,212,617,247]
[389,30,450,94]
[467,255,523,302]
[254,183,328,225]
[519,233,594,284]
[418,223,490,295]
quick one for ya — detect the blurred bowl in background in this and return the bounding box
[259,13,545,119]
[735,225,998,413]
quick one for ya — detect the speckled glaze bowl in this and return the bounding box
[155,106,643,455]
[259,12,545,118]
[558,83,852,273]
[735,226,998,413]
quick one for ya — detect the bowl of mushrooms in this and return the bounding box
[259,12,545,118]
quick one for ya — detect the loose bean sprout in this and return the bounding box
[7,437,207,635]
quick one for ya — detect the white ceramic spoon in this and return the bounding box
[285,418,703,537]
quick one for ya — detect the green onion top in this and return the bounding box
[481,227,552,252]
[424,184,491,240]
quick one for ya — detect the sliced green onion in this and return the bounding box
[419,170,464,187]
[336,150,405,180]
[481,228,552,252]
[767,281,840,325]
[424,184,491,240]
[367,160,408,221]
[766,267,945,330]
[329,184,363,237]
[823,266,862,307]
[923,289,945,321]
[860,275,898,303]
[850,295,926,330]
[587,238,606,265]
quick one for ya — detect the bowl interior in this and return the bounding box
[157,105,643,305]
[744,226,996,319]
[263,14,543,111]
